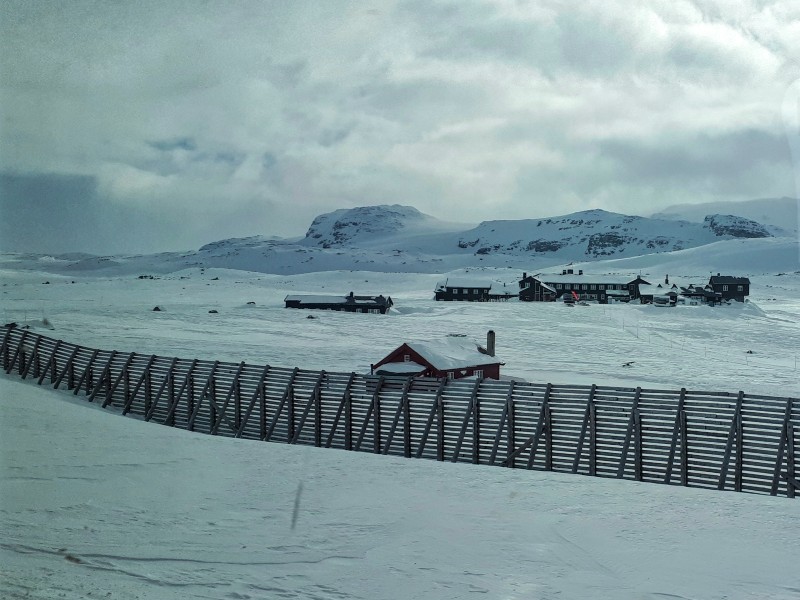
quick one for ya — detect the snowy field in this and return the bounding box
[2,263,799,396]
[2,253,800,599]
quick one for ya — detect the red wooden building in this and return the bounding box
[371,332,502,380]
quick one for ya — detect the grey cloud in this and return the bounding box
[598,129,793,192]
[148,137,198,152]
[1,1,798,253]
[0,172,168,254]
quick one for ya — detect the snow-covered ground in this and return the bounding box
[1,248,800,599]
[2,264,799,395]
[2,377,800,600]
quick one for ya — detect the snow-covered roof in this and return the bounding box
[284,294,388,305]
[539,281,557,293]
[605,289,629,296]
[539,273,640,285]
[638,284,655,294]
[440,278,492,290]
[374,361,427,375]
[406,337,501,370]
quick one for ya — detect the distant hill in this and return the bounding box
[652,197,798,236]
[4,203,798,276]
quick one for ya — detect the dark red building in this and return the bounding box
[371,333,502,380]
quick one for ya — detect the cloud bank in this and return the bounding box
[1,0,798,253]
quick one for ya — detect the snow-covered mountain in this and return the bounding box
[652,197,798,236]
[299,204,465,248]
[4,204,798,277]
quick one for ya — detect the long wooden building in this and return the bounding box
[284,292,394,314]
[518,269,651,303]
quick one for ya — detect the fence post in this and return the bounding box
[772,399,795,496]
[544,401,553,471]
[718,391,744,491]
[234,376,242,431]
[402,380,412,458]
[573,384,597,474]
[73,349,99,396]
[452,379,481,463]
[208,377,217,434]
[314,374,323,447]
[634,408,643,481]
[323,372,355,449]
[590,400,597,477]
[735,410,744,492]
[37,339,61,385]
[5,330,28,375]
[20,335,42,380]
[144,369,152,418]
[373,378,382,455]
[680,408,689,486]
[259,377,266,440]
[88,351,117,403]
[287,384,295,442]
[664,388,687,485]
[0,326,14,370]
[437,382,445,462]
[617,387,642,479]
[526,383,552,470]
[787,423,796,499]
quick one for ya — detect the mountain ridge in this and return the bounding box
[4,203,797,276]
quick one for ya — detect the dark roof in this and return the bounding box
[709,275,750,285]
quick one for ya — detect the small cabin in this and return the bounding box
[434,278,492,301]
[372,332,502,380]
[284,292,394,314]
[708,274,750,302]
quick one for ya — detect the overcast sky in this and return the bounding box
[1,0,799,254]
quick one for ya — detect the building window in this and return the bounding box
[474,369,483,379]
[590,284,596,290]
[737,285,743,291]
[447,372,455,380]
[581,284,587,290]
[403,354,410,362]
[556,283,562,289]
[474,289,479,294]
[723,285,729,291]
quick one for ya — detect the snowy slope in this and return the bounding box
[653,196,798,236]
[2,233,800,598]
[3,377,799,600]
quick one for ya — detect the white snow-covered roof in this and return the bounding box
[605,289,629,296]
[540,281,557,293]
[374,361,427,375]
[406,337,501,370]
[284,294,386,305]
[285,294,348,303]
[441,278,492,290]
[541,273,640,285]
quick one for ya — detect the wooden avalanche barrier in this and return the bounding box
[2,326,798,498]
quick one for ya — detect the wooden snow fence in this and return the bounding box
[2,326,798,498]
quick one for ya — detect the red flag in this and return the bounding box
[572,290,579,300]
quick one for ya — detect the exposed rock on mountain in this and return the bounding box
[703,215,772,238]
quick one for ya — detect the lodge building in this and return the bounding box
[518,269,651,303]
